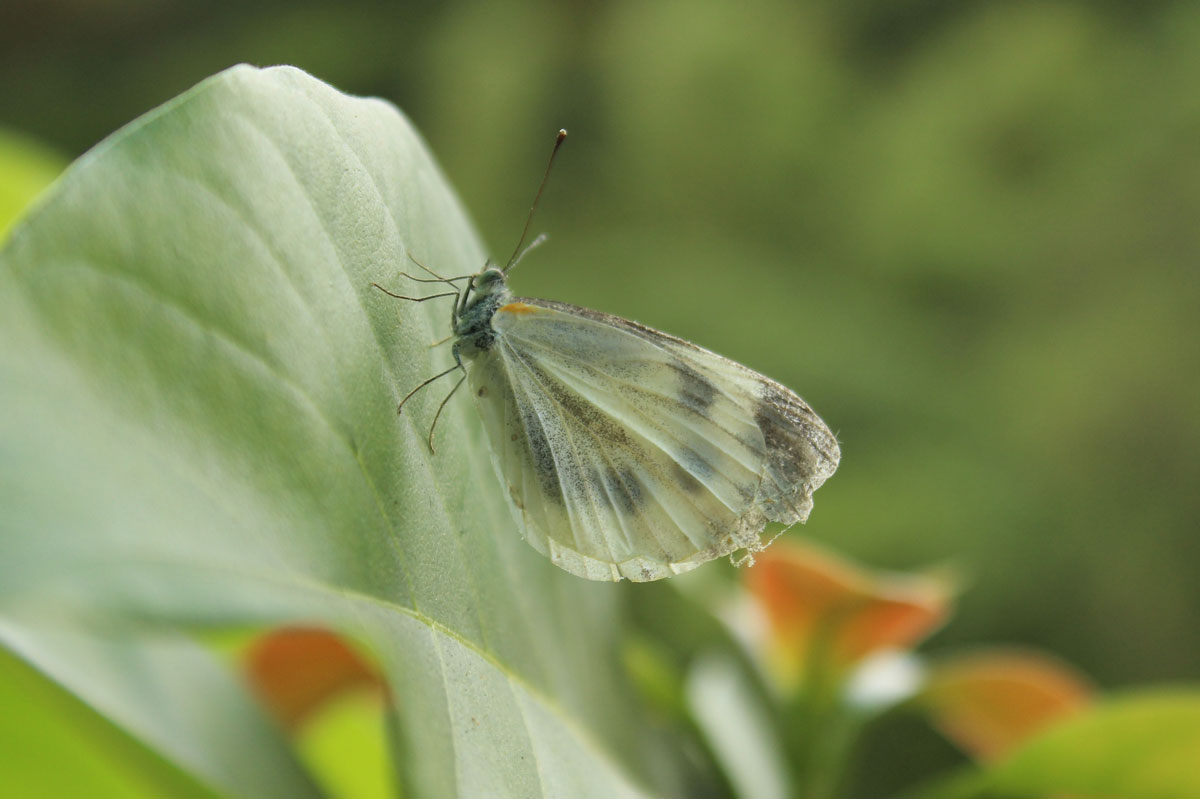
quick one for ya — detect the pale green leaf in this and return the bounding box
[0,64,669,798]
[0,623,319,799]
[921,690,1200,799]
[980,690,1200,799]
[0,642,216,799]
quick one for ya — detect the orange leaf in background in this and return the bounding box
[746,541,951,691]
[243,627,384,730]
[923,649,1094,762]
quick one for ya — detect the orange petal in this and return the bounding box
[242,627,383,730]
[746,541,951,686]
[923,649,1094,762]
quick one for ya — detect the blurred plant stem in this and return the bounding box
[785,616,861,799]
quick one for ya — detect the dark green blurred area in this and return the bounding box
[3,0,1196,704]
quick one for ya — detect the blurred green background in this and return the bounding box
[3,0,1196,698]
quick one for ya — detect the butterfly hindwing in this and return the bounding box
[465,297,840,582]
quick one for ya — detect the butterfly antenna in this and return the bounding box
[507,233,548,272]
[504,128,567,274]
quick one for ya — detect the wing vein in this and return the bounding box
[501,351,587,559]
[500,341,726,557]
[502,340,638,570]
[523,349,758,512]
[525,341,762,480]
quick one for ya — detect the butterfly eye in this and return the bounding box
[475,268,505,292]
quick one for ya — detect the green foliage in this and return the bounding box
[922,691,1200,799]
[0,128,65,240]
[980,691,1200,798]
[3,0,1200,791]
[0,642,218,799]
[4,0,1198,693]
[0,626,316,799]
[0,65,674,798]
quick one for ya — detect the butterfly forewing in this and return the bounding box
[464,297,840,582]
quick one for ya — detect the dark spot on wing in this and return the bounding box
[587,466,612,510]
[672,361,717,413]
[521,406,563,504]
[677,445,714,481]
[756,383,792,450]
[755,381,815,487]
[604,466,644,514]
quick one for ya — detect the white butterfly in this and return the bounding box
[376,131,839,582]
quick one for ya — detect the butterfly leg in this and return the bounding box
[397,271,474,285]
[397,363,460,415]
[370,284,457,303]
[427,368,467,454]
[403,251,473,285]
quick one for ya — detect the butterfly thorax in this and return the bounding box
[453,270,512,359]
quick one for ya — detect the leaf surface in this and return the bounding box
[922,690,1200,799]
[0,65,663,798]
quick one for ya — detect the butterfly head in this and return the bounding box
[472,265,508,296]
[459,264,509,316]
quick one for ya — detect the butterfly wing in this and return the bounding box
[466,297,840,582]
